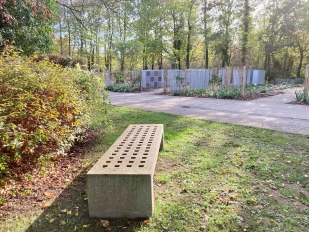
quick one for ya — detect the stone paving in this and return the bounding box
[109,88,309,135]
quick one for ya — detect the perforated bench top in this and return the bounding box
[87,124,164,175]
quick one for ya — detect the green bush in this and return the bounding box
[0,55,109,177]
[106,83,138,92]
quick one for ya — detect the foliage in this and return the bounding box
[0,0,57,54]
[209,74,222,86]
[295,89,305,101]
[173,83,302,100]
[114,72,126,84]
[34,54,87,70]
[0,54,110,177]
[106,83,138,92]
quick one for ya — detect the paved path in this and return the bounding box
[109,88,309,135]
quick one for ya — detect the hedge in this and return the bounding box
[0,55,109,177]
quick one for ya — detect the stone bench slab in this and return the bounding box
[87,124,164,218]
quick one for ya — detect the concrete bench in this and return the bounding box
[87,124,164,218]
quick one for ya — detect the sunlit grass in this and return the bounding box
[2,106,309,232]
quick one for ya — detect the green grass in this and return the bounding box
[1,106,309,232]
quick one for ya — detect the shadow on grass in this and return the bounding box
[25,167,146,232]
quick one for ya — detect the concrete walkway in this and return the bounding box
[109,88,309,135]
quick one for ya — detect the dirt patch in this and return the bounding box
[0,129,99,220]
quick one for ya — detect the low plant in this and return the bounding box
[295,89,304,101]
[0,54,110,178]
[106,83,138,92]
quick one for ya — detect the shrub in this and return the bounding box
[114,72,125,84]
[106,83,138,92]
[0,55,109,177]
[34,54,87,70]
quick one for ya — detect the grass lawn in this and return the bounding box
[1,106,309,232]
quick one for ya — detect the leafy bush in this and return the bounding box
[114,72,125,84]
[106,83,138,92]
[34,54,87,70]
[0,55,109,177]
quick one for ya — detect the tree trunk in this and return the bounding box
[297,42,304,78]
[241,0,250,66]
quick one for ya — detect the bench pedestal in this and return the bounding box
[87,124,164,218]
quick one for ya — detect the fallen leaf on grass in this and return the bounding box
[295,196,300,201]
[143,219,150,224]
[41,203,50,209]
[75,212,79,216]
[61,209,67,213]
[101,219,109,227]
[49,218,56,223]
[74,226,78,231]
[67,210,72,215]
[83,224,90,228]
[255,205,263,210]
[203,214,209,222]
[61,220,66,225]
[230,195,238,200]
[222,169,226,174]
[44,192,54,199]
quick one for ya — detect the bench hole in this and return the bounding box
[106,161,111,163]
[139,165,144,167]
[115,150,119,152]
[115,165,120,167]
[143,153,148,156]
[122,153,127,156]
[146,147,150,149]
[127,165,132,167]
[136,147,140,150]
[117,161,122,163]
[142,157,147,159]
[133,153,137,156]
[103,165,108,168]
[145,150,149,152]
[129,161,134,163]
[120,157,125,159]
[125,150,129,152]
[131,157,136,159]
[109,157,114,159]
[141,161,146,163]
[112,153,116,156]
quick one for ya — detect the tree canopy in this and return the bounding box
[0,0,57,54]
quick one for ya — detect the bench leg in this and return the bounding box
[159,133,164,151]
